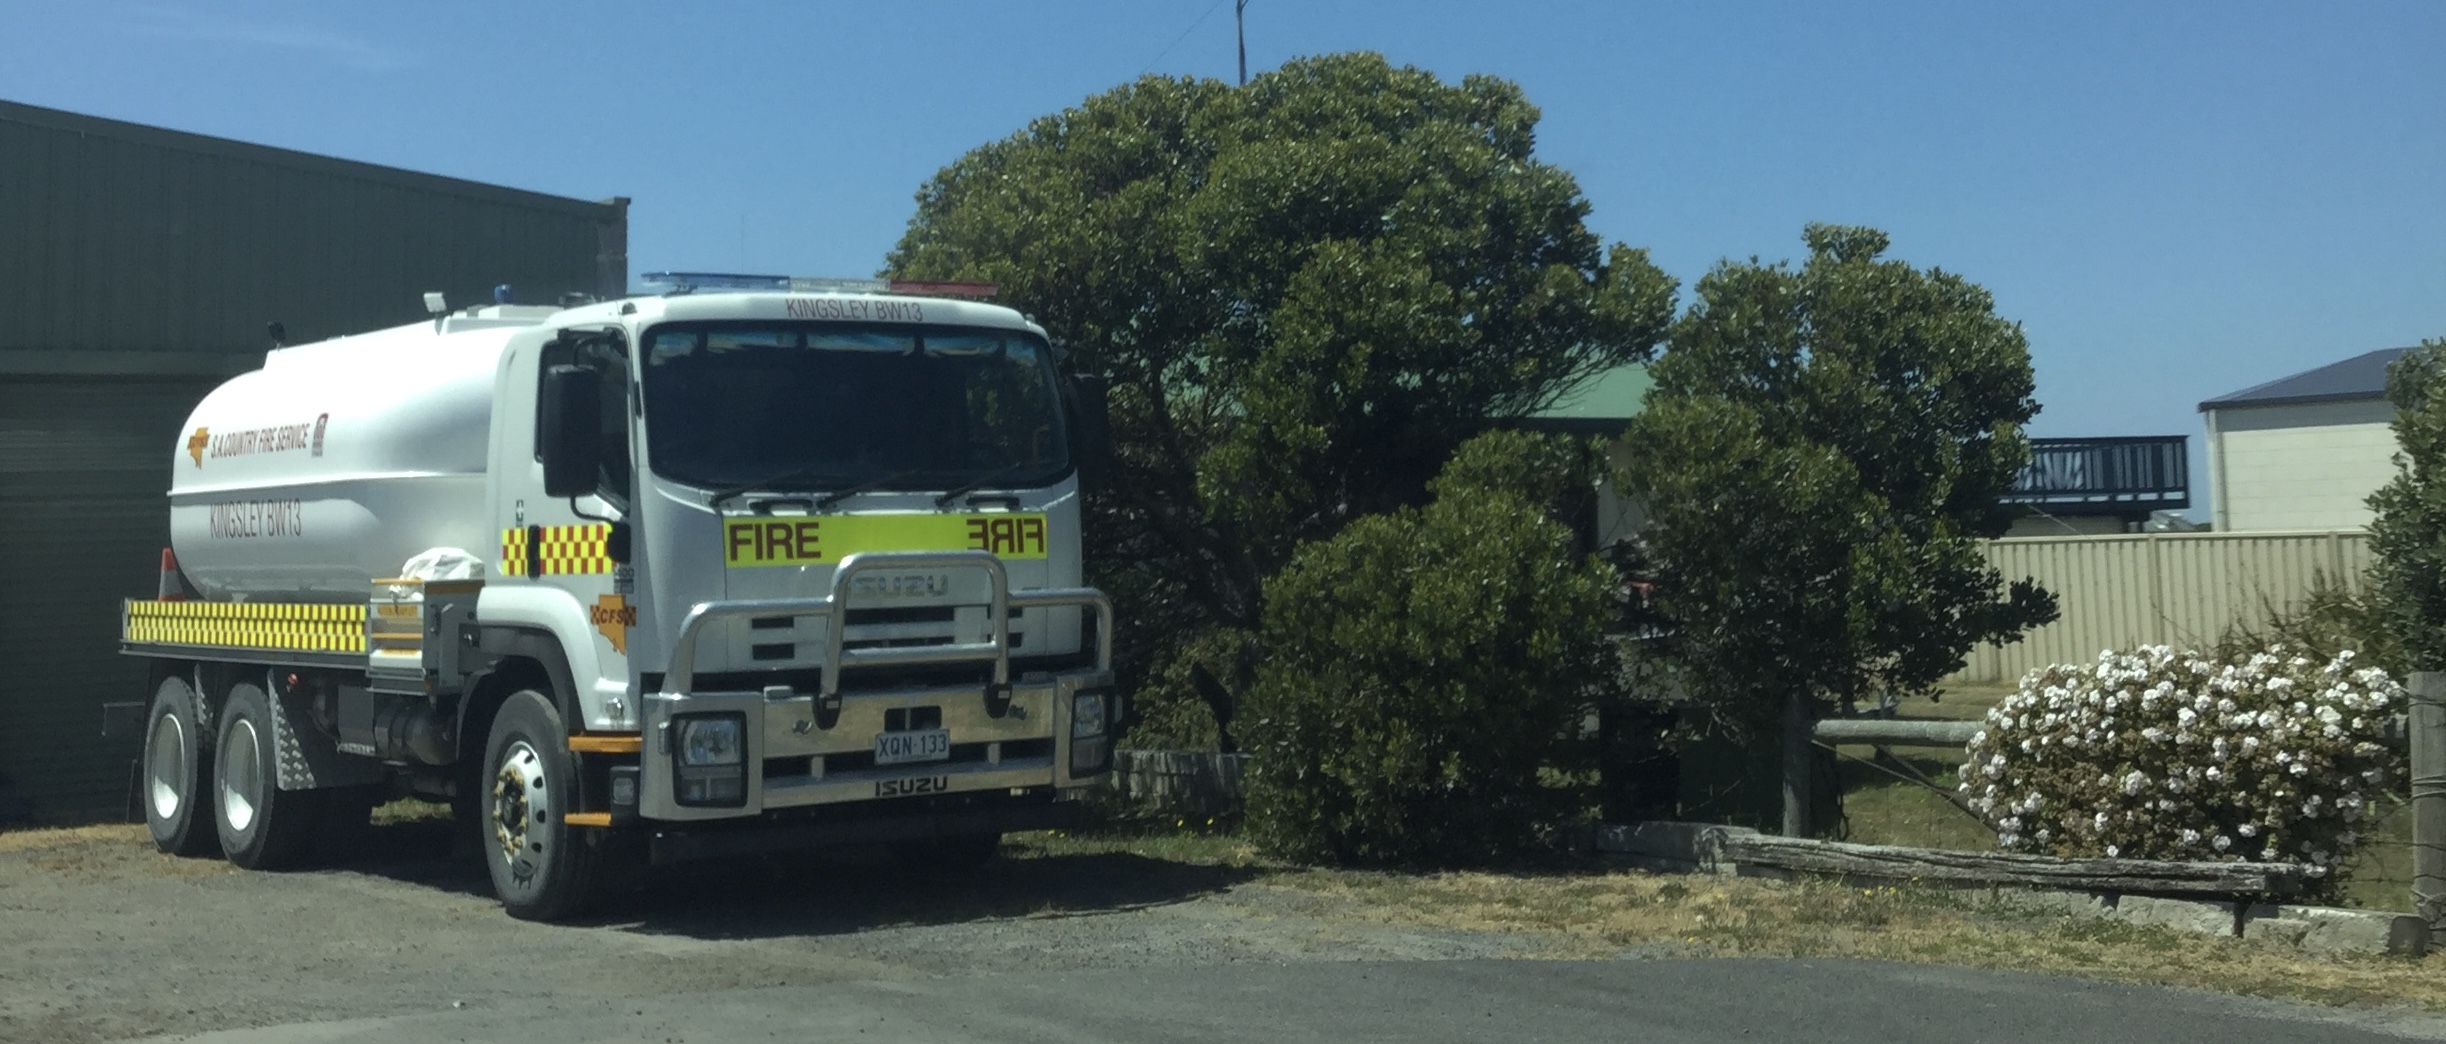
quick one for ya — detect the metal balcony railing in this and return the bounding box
[2003,436,2189,514]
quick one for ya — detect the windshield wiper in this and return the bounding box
[933,464,1034,509]
[816,469,926,511]
[707,467,840,510]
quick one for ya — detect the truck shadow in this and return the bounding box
[600,846,1265,941]
[336,817,1266,939]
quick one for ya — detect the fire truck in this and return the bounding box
[124,275,1120,919]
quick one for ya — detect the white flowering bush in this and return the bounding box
[1961,646,2401,880]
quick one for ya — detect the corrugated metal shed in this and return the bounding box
[1951,530,2370,684]
[0,98,627,823]
[0,97,626,358]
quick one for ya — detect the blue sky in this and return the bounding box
[3,1,2440,505]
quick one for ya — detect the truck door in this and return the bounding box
[501,330,636,725]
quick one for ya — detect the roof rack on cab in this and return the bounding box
[639,272,998,299]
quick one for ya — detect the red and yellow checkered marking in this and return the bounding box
[124,599,367,653]
[500,524,615,577]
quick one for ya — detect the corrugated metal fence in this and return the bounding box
[1953,530,2371,684]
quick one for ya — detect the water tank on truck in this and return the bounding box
[167,311,552,601]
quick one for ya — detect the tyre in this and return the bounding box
[890,832,1002,875]
[213,680,324,869]
[481,690,604,921]
[142,673,217,857]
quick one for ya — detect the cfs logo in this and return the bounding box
[591,594,636,654]
[875,776,948,798]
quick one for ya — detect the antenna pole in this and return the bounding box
[1236,0,1248,86]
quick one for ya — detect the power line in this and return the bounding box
[1138,0,1232,79]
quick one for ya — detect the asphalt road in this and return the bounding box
[142,958,2446,1044]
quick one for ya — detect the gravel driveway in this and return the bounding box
[0,820,1537,1043]
[7,820,2444,1044]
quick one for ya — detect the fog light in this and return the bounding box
[673,712,747,807]
[608,765,640,826]
[1070,733,1111,776]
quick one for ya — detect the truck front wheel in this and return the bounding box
[481,690,605,921]
[143,673,216,856]
[213,680,323,869]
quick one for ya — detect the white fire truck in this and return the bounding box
[124,275,1120,919]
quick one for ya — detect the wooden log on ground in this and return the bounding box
[1812,719,1981,747]
[1720,833,2310,896]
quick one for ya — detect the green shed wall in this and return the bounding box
[0,98,626,822]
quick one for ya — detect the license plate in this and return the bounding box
[875,728,951,765]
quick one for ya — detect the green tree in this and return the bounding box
[1619,225,2056,743]
[1242,431,1619,864]
[886,54,1674,746]
[2368,337,2446,669]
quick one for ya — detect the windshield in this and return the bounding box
[642,321,1070,493]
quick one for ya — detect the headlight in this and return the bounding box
[673,712,748,807]
[679,716,743,766]
[1071,691,1108,739]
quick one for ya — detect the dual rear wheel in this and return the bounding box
[142,673,364,868]
[143,672,609,919]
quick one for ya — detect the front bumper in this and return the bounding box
[636,550,1115,823]
[638,668,1114,821]
[645,792,1080,865]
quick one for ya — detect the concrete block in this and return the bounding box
[1594,822,1758,875]
[2112,895,2240,936]
[1998,889,2113,920]
[2281,907,2430,957]
[2241,917,2314,946]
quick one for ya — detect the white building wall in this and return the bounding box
[2207,399,2398,532]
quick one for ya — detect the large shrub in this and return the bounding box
[2370,336,2446,671]
[888,54,1674,748]
[1619,224,2054,734]
[1961,647,2401,881]
[1241,462,1616,864]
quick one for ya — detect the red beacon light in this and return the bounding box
[639,272,997,299]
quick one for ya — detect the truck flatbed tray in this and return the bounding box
[121,599,368,667]
[118,641,366,670]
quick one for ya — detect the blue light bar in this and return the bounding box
[639,272,996,298]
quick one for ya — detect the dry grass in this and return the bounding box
[1266,866,2446,1009]
[0,823,143,854]
[0,822,232,882]
[371,797,451,824]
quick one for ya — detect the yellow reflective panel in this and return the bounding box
[722,513,1049,568]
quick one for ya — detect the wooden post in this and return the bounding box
[1781,691,1811,837]
[2412,672,2446,927]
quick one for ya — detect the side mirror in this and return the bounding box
[540,364,602,498]
[1070,374,1113,490]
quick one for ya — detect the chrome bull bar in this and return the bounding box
[661,550,1113,698]
[639,550,1114,822]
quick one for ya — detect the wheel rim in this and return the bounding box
[219,718,261,835]
[492,742,549,873]
[147,711,186,822]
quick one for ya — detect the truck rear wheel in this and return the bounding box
[482,690,605,921]
[213,680,323,869]
[143,673,217,857]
